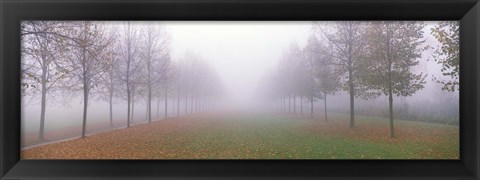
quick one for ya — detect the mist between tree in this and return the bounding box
[20,21,458,149]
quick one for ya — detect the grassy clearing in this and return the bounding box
[21,112,459,159]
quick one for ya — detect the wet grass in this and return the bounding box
[21,112,459,159]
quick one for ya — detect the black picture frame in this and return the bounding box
[1,0,479,179]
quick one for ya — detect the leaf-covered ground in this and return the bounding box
[21,112,459,159]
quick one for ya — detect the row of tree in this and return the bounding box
[266,21,459,138]
[21,21,223,140]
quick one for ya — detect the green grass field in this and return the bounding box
[22,112,459,159]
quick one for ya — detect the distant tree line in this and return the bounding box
[266,21,458,138]
[21,21,223,140]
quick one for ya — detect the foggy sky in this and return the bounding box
[167,21,311,105]
[166,21,448,105]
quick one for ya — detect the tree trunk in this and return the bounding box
[164,87,168,119]
[349,70,355,128]
[300,96,303,115]
[389,86,395,138]
[157,97,160,119]
[81,40,89,138]
[39,68,47,140]
[131,94,135,122]
[190,96,194,114]
[387,24,395,138]
[324,94,328,121]
[196,96,199,112]
[81,81,89,138]
[109,92,113,127]
[347,24,355,128]
[147,41,152,123]
[147,86,151,123]
[172,98,175,116]
[310,95,313,118]
[177,88,180,117]
[127,89,131,128]
[145,103,148,122]
[288,95,291,113]
[126,21,132,128]
[185,95,188,114]
[293,93,296,114]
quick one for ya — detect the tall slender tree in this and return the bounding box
[313,21,368,128]
[96,35,120,127]
[360,21,427,137]
[66,21,113,138]
[116,21,141,128]
[304,34,340,121]
[21,21,71,140]
[140,23,171,123]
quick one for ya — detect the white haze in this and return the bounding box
[167,21,311,107]
[21,21,458,147]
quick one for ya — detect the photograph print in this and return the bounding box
[20,21,459,159]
